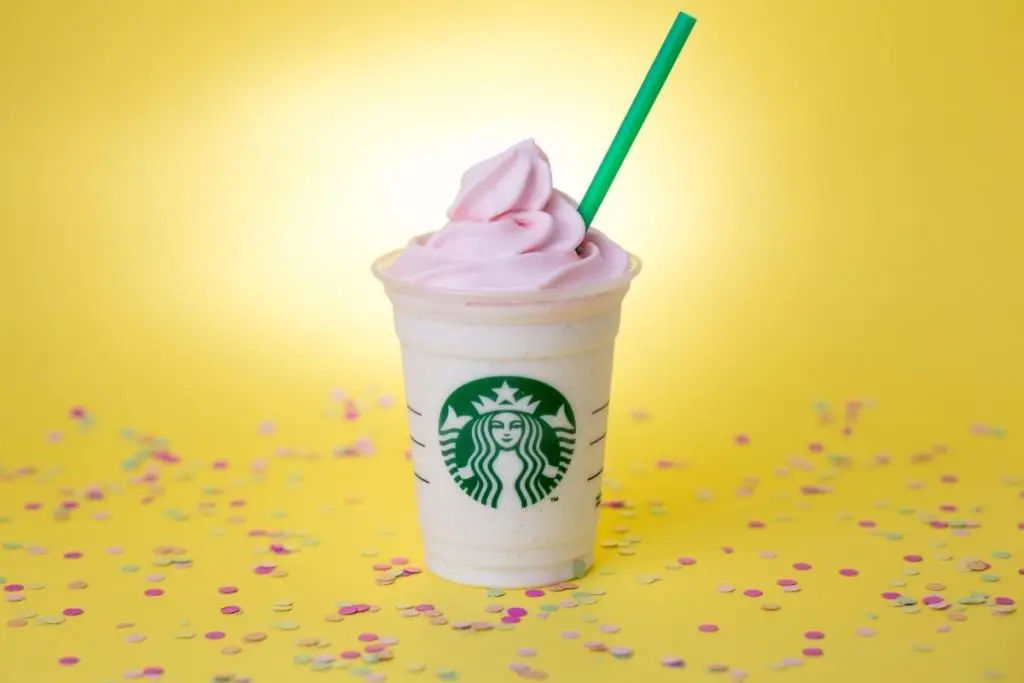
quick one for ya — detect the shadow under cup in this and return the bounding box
[372,250,642,588]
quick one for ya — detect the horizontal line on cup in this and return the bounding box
[414,472,430,484]
[407,405,422,416]
[591,401,610,415]
[410,436,426,448]
[587,468,603,481]
[589,433,607,446]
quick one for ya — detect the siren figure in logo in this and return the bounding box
[439,379,576,509]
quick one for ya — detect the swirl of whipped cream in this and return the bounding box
[385,139,630,291]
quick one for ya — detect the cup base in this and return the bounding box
[425,551,594,589]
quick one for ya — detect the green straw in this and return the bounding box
[577,11,697,229]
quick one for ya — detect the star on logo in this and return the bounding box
[492,381,519,404]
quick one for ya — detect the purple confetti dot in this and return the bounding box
[144,588,164,597]
[793,562,812,571]
[63,551,83,559]
[525,589,545,598]
[802,647,823,657]
[204,631,225,640]
[994,597,1015,606]
[743,589,763,598]
[904,554,923,562]
[501,615,521,624]
[698,624,719,633]
[507,607,527,618]
[839,568,859,577]
[142,667,165,676]
[58,656,80,666]
[220,605,241,615]
[857,520,876,528]
[63,608,84,617]
[4,584,24,593]
[804,630,825,640]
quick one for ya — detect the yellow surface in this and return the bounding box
[1,0,1023,681]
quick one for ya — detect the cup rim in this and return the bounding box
[371,248,642,304]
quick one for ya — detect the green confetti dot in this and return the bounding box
[351,667,371,676]
[436,669,458,681]
[293,655,312,665]
[572,559,587,579]
[889,579,907,587]
[152,558,172,567]
[362,654,380,664]
[270,511,289,519]
[981,574,1001,582]
[898,507,916,515]
[174,630,196,639]
[991,550,1011,559]
[2,541,22,550]
[865,612,878,620]
[311,662,332,671]
[273,620,300,631]
[121,564,140,573]
[901,605,921,614]
[485,589,504,598]
[885,532,904,540]
[914,643,933,652]
[540,604,559,612]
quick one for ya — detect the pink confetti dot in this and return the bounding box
[856,627,875,637]
[561,630,580,639]
[839,568,859,577]
[58,656,80,666]
[220,605,241,615]
[340,651,361,660]
[507,607,527,618]
[722,546,734,554]
[748,520,766,529]
[734,434,750,445]
[338,606,358,616]
[364,644,385,653]
[144,588,164,597]
[882,592,902,600]
[371,563,392,571]
[793,562,812,571]
[3,584,24,592]
[204,631,225,640]
[804,630,825,640]
[931,521,950,529]
[24,502,42,510]
[62,608,84,617]
[678,556,697,565]
[501,615,521,624]
[403,566,423,575]
[698,624,719,633]
[69,407,87,419]
[857,520,876,528]
[904,554,923,562]
[525,589,545,598]
[777,579,797,587]
[106,546,124,554]
[143,667,165,676]
[940,474,959,483]
[414,603,434,612]
[218,586,238,594]
[358,633,379,642]
[922,595,944,605]
[802,647,823,657]
[743,589,763,598]
[994,597,1015,606]
[390,557,409,565]
[781,657,803,667]
[63,551,83,559]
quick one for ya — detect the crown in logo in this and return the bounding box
[471,381,540,415]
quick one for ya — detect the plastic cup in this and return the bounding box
[372,247,641,588]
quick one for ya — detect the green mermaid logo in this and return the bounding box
[439,377,576,509]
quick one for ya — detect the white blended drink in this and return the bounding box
[373,140,640,588]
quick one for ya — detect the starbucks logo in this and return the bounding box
[439,376,576,509]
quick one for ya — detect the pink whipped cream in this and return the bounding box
[385,139,630,290]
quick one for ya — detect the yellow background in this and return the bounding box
[1,1,1022,682]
